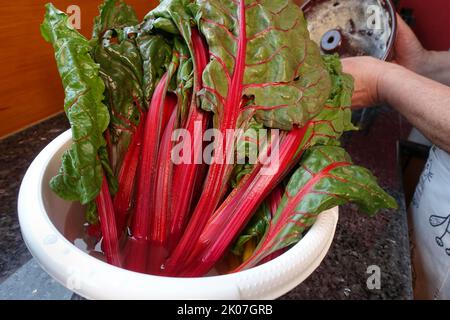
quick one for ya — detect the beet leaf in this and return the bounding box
[41,4,111,205]
[235,145,398,271]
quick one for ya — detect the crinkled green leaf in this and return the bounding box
[239,145,398,270]
[41,4,110,204]
[98,146,118,194]
[92,29,145,174]
[230,164,252,188]
[92,0,139,39]
[323,54,354,110]
[296,54,356,152]
[92,1,173,107]
[142,0,194,36]
[196,0,331,130]
[231,201,271,256]
[137,1,196,122]
[230,117,265,187]
[170,38,194,120]
[85,201,99,225]
[236,117,265,162]
[142,0,201,122]
[136,33,173,102]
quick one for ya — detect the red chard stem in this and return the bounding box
[96,175,121,267]
[148,106,178,274]
[166,1,248,274]
[129,72,170,272]
[168,28,210,253]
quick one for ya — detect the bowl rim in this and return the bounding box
[18,129,338,300]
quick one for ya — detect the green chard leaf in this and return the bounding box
[196,0,331,130]
[230,116,270,188]
[136,33,173,101]
[231,201,271,256]
[41,4,110,204]
[92,0,139,39]
[237,145,398,270]
[92,0,185,173]
[85,201,100,225]
[323,54,354,109]
[171,38,194,120]
[142,0,202,122]
[142,0,194,36]
[296,54,356,151]
[138,0,197,98]
[91,5,146,174]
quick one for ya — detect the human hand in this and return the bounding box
[341,56,394,108]
[341,15,428,108]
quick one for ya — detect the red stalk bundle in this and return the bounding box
[165,1,248,272]
[113,102,145,236]
[148,107,179,274]
[178,126,310,276]
[127,72,172,272]
[168,29,210,252]
[175,111,354,276]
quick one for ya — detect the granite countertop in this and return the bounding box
[0,109,413,300]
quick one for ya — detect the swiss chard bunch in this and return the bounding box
[42,0,397,276]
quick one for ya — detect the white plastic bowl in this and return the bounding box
[18,129,338,300]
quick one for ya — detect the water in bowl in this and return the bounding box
[62,202,231,276]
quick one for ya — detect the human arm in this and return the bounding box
[393,14,450,85]
[341,14,450,152]
[414,50,450,86]
[381,62,450,153]
[343,57,450,153]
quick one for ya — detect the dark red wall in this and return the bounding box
[398,0,450,51]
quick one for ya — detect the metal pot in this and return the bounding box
[301,0,397,61]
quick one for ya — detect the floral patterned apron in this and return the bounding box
[411,146,450,299]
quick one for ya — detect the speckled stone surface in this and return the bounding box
[281,107,414,299]
[282,192,411,299]
[0,108,413,299]
[0,114,69,283]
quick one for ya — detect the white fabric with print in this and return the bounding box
[411,146,450,299]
